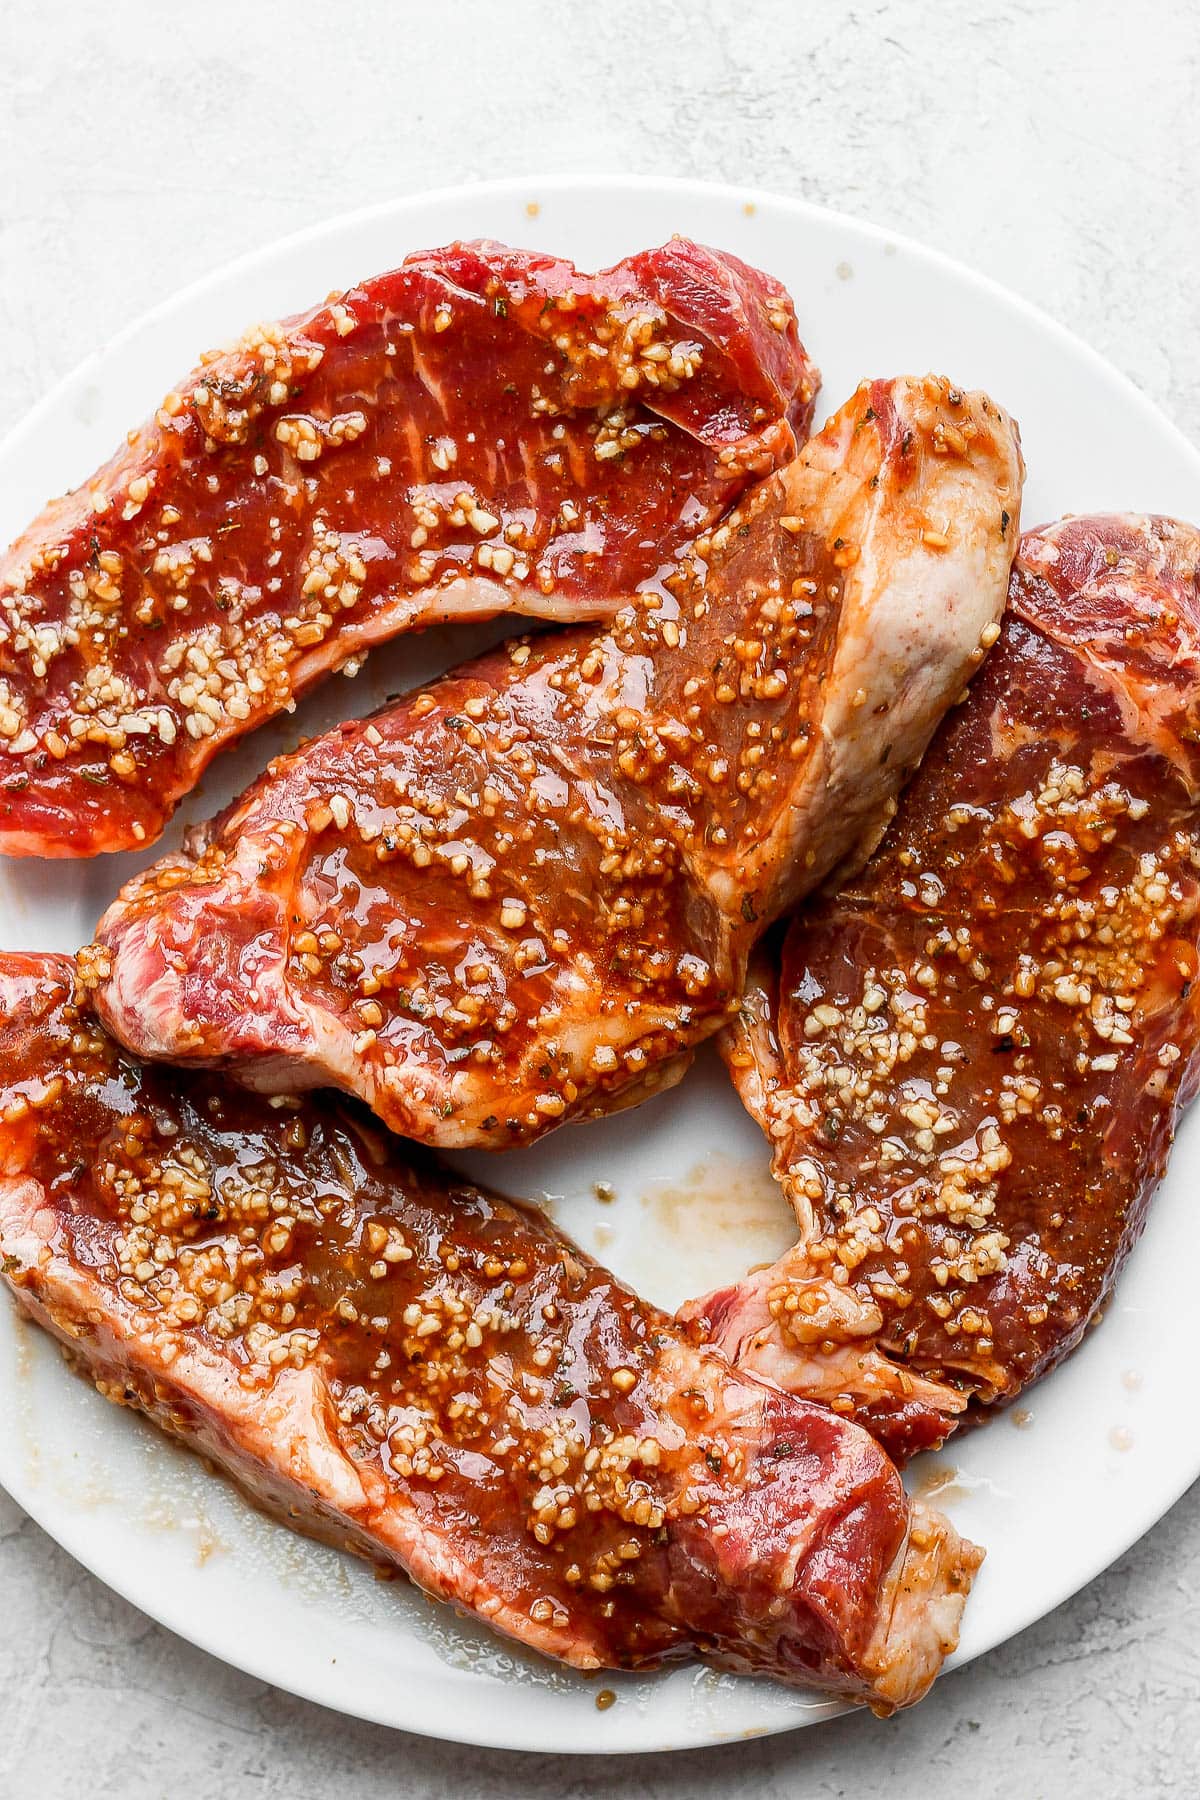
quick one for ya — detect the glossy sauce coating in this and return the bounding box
[0,954,978,1708]
[0,239,816,856]
[706,515,1200,1459]
[86,377,1022,1147]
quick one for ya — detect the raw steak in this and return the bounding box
[0,953,979,1711]
[85,376,1023,1147]
[0,239,816,855]
[695,515,1200,1459]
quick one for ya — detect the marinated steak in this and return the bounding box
[695,515,1200,1460]
[85,377,1023,1147]
[0,953,980,1710]
[0,238,817,856]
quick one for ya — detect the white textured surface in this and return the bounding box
[1,0,1198,1790]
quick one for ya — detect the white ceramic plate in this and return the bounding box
[1,176,1198,1756]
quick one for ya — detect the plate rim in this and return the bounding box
[6,170,1199,492]
[1,170,1198,1755]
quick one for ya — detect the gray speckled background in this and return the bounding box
[2,0,1198,1790]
